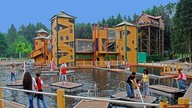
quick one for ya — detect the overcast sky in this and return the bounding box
[0,0,177,33]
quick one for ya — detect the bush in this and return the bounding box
[147,55,162,62]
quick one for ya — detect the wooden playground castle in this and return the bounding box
[30,11,165,67]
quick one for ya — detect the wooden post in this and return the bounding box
[160,100,167,108]
[0,83,2,108]
[144,61,146,65]
[57,89,65,108]
[152,61,154,66]
[178,98,189,105]
[160,61,162,66]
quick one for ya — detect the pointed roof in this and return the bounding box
[51,11,76,20]
[115,21,135,27]
[33,35,51,40]
[35,28,48,34]
[137,13,162,22]
[144,13,162,19]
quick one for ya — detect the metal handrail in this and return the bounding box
[0,86,160,107]
[65,94,160,107]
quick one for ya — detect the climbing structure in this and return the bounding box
[51,11,76,67]
[75,39,93,65]
[30,11,138,67]
[137,13,164,55]
[91,21,137,65]
[30,28,52,64]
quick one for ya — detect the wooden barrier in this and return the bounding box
[162,98,189,108]
[57,89,65,108]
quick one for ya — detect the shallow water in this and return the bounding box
[0,67,191,108]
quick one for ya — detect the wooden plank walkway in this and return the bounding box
[150,85,183,94]
[41,70,75,75]
[93,67,124,72]
[73,99,109,108]
[183,83,192,102]
[111,92,156,103]
[150,85,184,98]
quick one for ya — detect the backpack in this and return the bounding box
[182,73,187,80]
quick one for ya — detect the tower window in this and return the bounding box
[70,55,73,60]
[66,36,69,40]
[70,29,73,33]
[60,36,64,40]
[132,40,134,44]
[121,47,123,50]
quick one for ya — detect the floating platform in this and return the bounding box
[150,85,184,98]
[111,92,156,103]
[111,92,156,108]
[50,81,82,92]
[6,80,23,87]
[73,99,109,108]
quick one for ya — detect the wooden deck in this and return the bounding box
[50,81,82,92]
[6,80,23,87]
[73,99,109,108]
[183,83,192,102]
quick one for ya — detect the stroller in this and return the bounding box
[184,62,192,72]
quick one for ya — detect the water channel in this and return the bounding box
[0,66,191,108]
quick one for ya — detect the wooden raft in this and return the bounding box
[74,99,109,108]
[111,92,156,103]
[6,80,23,86]
[50,81,82,92]
[150,85,184,93]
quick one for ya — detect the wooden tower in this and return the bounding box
[115,21,137,65]
[51,11,76,67]
[137,13,164,55]
[30,28,52,64]
[91,21,137,65]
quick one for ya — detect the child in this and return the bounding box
[10,64,16,82]
[134,79,142,99]
[50,60,55,72]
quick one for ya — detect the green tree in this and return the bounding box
[116,13,123,24]
[7,24,17,44]
[0,33,7,56]
[101,18,106,25]
[133,13,139,24]
[172,0,192,62]
[7,35,32,58]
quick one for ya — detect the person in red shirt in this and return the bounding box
[35,72,48,108]
[176,69,188,90]
[60,62,67,82]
